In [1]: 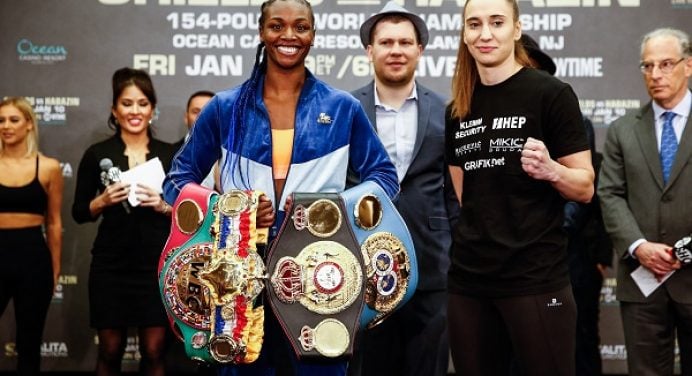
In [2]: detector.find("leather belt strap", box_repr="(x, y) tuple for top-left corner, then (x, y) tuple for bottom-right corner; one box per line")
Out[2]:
(266, 193), (365, 360)
(341, 181), (418, 329)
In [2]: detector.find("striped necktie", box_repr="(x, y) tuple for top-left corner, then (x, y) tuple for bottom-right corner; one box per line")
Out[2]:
(660, 111), (678, 184)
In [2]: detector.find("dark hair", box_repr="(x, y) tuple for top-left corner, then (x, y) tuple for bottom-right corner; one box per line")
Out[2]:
(220, 0), (314, 188)
(186, 90), (215, 111)
(259, 0), (315, 30)
(108, 67), (157, 133)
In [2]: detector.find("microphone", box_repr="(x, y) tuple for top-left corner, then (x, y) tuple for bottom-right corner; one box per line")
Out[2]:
(99, 158), (130, 214)
(673, 235), (692, 267)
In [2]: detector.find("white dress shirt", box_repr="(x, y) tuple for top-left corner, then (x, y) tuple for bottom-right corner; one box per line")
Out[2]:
(373, 82), (418, 182)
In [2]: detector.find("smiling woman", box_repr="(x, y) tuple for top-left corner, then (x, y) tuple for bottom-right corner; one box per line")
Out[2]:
(71, 67), (178, 375)
(163, 0), (399, 375)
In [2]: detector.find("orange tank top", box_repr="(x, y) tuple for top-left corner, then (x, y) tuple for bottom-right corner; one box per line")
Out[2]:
(271, 128), (294, 180)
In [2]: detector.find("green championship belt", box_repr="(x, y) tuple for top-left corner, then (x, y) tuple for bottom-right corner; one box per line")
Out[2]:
(159, 184), (267, 364)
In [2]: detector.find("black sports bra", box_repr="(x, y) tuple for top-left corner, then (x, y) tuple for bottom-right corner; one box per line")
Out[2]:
(0, 157), (48, 215)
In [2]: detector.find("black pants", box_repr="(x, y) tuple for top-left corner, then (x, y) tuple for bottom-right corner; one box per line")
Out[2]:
(0, 227), (54, 375)
(572, 268), (604, 376)
(448, 285), (576, 376)
(349, 289), (449, 376)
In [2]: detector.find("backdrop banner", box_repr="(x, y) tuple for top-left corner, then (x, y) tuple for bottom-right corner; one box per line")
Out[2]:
(0, 0), (690, 373)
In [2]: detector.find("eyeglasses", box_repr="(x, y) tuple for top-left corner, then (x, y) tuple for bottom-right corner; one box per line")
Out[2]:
(639, 58), (686, 75)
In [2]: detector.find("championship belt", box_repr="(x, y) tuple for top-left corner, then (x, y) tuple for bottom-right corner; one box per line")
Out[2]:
(158, 183), (216, 276)
(266, 193), (365, 360)
(341, 181), (418, 329)
(159, 185), (267, 364)
(158, 183), (217, 340)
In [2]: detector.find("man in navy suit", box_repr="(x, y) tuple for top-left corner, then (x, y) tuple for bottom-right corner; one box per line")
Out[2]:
(347, 2), (459, 376)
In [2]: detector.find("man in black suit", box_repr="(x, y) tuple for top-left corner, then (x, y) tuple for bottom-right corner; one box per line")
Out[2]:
(348, 2), (459, 376)
(599, 28), (692, 376)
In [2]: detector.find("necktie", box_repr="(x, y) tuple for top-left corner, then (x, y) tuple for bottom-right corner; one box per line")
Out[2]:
(660, 111), (678, 184)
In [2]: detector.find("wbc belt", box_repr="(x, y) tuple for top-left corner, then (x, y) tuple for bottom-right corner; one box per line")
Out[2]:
(266, 193), (365, 360)
(159, 185), (267, 364)
(158, 183), (216, 341)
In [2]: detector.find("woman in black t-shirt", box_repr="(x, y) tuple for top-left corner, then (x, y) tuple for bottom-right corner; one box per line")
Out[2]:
(444, 0), (594, 375)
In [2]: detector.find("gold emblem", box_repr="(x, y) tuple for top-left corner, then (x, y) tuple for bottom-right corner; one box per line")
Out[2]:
(361, 232), (410, 315)
(293, 199), (342, 238)
(218, 190), (250, 217)
(176, 199), (205, 235)
(209, 334), (245, 363)
(353, 194), (383, 230)
(270, 241), (362, 315)
(199, 252), (265, 306)
(162, 244), (213, 330)
(299, 319), (349, 357)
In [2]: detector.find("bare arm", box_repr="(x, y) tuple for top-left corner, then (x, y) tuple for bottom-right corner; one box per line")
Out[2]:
(521, 137), (594, 203)
(44, 157), (63, 289)
(448, 165), (463, 205)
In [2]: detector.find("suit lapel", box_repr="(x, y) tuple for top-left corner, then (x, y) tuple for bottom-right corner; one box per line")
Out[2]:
(361, 82), (377, 130)
(666, 107), (692, 189)
(634, 104), (664, 190)
(410, 84), (431, 169)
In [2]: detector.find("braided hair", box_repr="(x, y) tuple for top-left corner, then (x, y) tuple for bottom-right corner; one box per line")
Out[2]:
(221, 0), (314, 189)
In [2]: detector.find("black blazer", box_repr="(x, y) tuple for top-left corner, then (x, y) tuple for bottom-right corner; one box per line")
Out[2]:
(351, 82), (459, 290)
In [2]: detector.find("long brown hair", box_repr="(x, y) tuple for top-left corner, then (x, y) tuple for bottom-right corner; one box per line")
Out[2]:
(449, 0), (532, 120)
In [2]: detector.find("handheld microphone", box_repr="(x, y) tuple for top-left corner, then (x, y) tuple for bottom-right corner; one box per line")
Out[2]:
(673, 235), (692, 267)
(99, 158), (131, 214)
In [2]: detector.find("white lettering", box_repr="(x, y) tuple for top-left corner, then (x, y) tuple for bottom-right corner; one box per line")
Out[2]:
(492, 116), (526, 129)
(554, 57), (603, 77)
(185, 54), (242, 76)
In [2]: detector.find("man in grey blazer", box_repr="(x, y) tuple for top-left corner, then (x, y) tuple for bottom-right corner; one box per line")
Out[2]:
(598, 28), (692, 376)
(347, 2), (459, 376)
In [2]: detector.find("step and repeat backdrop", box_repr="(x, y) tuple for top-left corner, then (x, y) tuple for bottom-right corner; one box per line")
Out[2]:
(0, 0), (690, 373)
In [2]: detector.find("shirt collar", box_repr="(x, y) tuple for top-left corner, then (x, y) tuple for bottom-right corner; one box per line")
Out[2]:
(652, 89), (691, 120)
(374, 81), (418, 110)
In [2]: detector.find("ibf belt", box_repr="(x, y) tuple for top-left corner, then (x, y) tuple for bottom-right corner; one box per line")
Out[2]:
(159, 186), (267, 364)
(266, 193), (365, 360)
(341, 181), (418, 329)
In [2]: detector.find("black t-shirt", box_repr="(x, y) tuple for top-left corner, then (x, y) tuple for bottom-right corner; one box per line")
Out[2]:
(444, 67), (589, 297)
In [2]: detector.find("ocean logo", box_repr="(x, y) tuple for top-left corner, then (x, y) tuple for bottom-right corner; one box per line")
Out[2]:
(16, 39), (68, 64)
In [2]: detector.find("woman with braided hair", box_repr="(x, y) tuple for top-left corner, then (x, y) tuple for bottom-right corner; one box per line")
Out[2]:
(163, 0), (398, 375)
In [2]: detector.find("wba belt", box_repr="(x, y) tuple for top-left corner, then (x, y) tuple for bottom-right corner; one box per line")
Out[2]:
(158, 184), (267, 364)
(159, 182), (417, 363)
(266, 181), (418, 360)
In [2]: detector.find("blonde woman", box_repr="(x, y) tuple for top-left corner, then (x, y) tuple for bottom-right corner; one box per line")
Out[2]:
(0, 96), (63, 375)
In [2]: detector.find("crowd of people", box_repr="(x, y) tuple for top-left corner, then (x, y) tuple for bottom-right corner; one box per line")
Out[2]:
(1, 0), (690, 375)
